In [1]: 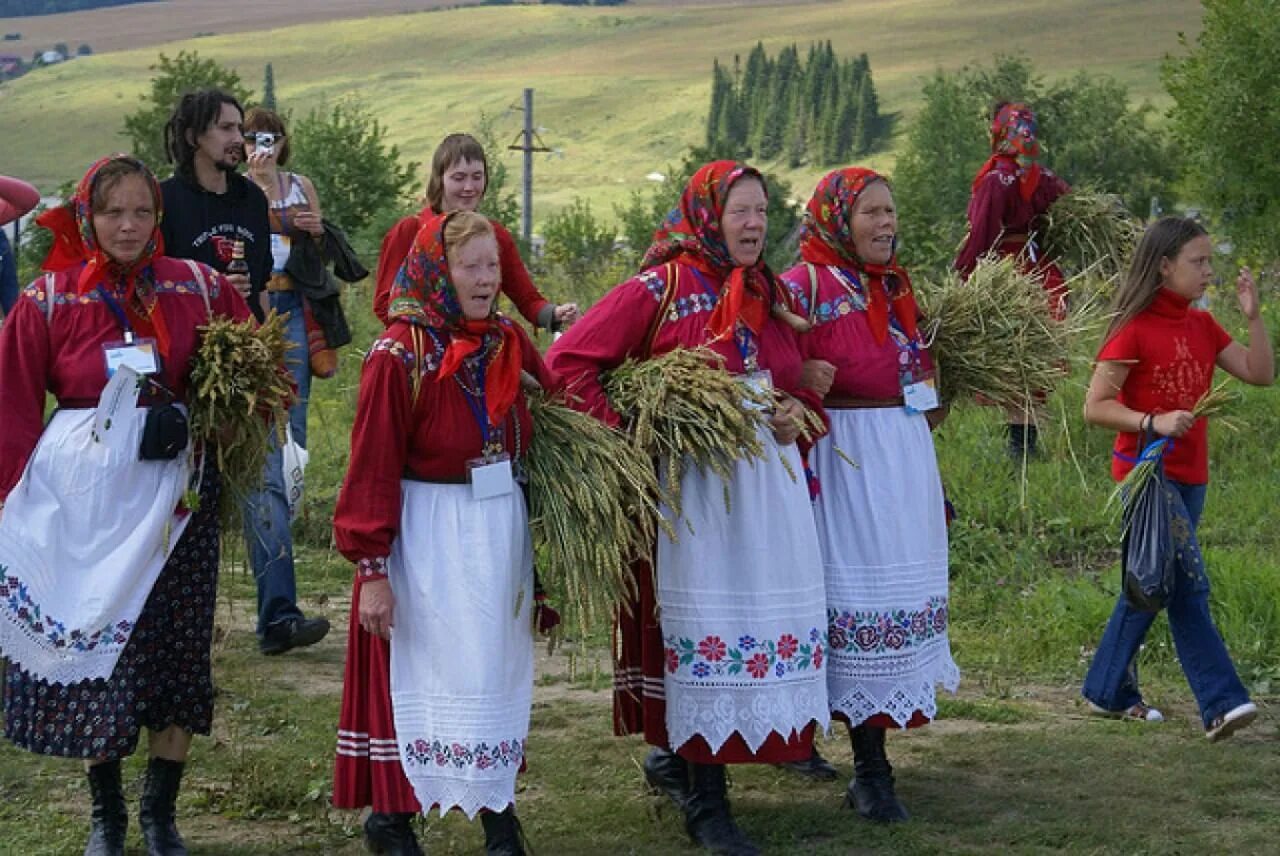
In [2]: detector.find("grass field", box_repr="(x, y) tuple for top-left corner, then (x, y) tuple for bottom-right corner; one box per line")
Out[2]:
(3, 266), (1277, 853)
(0, 0), (1202, 216)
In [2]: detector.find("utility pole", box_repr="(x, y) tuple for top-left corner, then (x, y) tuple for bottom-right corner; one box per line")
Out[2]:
(508, 88), (552, 247)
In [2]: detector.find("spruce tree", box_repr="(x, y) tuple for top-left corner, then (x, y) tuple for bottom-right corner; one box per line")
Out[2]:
(262, 62), (277, 111)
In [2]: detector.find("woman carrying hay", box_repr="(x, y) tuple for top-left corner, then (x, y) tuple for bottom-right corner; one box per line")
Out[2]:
(372, 132), (579, 331)
(780, 168), (959, 823)
(1080, 217), (1273, 740)
(333, 211), (558, 855)
(0, 155), (252, 855)
(954, 102), (1071, 457)
(546, 161), (830, 856)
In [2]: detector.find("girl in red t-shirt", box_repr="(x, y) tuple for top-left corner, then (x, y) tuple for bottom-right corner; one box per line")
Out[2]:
(1080, 217), (1274, 742)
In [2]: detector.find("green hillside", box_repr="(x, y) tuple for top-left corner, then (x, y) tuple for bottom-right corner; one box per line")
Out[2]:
(0, 0), (1202, 215)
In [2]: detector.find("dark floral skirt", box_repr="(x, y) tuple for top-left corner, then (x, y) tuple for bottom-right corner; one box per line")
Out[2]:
(3, 468), (221, 760)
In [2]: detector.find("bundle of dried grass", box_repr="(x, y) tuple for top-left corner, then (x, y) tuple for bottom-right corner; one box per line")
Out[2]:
(187, 312), (293, 527)
(917, 256), (1106, 410)
(526, 392), (667, 632)
(1039, 188), (1142, 283)
(603, 347), (778, 515)
(1111, 381), (1240, 513)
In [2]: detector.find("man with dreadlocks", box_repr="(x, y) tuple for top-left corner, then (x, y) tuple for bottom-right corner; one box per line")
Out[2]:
(160, 88), (331, 657)
(954, 102), (1071, 458)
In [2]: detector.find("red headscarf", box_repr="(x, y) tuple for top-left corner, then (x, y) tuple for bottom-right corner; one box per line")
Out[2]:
(37, 154), (171, 358)
(798, 167), (919, 344)
(386, 212), (520, 426)
(971, 102), (1042, 203)
(641, 160), (770, 341)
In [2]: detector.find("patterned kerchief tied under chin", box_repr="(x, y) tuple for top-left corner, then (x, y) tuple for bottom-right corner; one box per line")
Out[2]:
(386, 212), (520, 425)
(641, 160), (770, 341)
(798, 167), (919, 345)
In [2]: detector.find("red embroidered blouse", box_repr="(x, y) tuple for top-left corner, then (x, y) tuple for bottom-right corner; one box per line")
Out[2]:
(333, 319), (557, 573)
(955, 159), (1070, 277)
(780, 263), (934, 401)
(0, 259), (250, 502)
(544, 261), (820, 426)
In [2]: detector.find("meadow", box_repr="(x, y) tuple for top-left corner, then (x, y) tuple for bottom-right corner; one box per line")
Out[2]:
(2, 267), (1277, 853)
(1, 0), (1202, 216)
(8, 2), (1280, 853)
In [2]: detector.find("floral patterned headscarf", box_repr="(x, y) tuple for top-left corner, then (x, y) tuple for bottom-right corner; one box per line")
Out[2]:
(798, 167), (919, 344)
(38, 154), (171, 354)
(641, 160), (770, 340)
(386, 212), (520, 424)
(972, 102), (1042, 201)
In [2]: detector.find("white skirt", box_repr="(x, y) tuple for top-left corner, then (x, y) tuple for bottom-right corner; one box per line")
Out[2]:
(0, 408), (192, 684)
(658, 428), (830, 755)
(388, 480), (534, 819)
(811, 407), (959, 726)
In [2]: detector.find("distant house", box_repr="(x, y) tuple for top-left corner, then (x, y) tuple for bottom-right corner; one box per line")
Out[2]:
(39, 49), (64, 65)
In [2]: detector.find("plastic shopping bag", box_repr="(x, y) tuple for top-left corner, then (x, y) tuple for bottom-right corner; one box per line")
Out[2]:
(1119, 442), (1175, 612)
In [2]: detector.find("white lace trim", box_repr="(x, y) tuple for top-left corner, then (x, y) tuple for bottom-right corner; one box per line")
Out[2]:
(829, 656), (961, 727)
(666, 677), (831, 755)
(405, 775), (517, 820)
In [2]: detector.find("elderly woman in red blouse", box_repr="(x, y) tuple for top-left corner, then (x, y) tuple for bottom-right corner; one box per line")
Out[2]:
(781, 168), (959, 823)
(954, 102), (1071, 457)
(546, 160), (829, 856)
(333, 211), (557, 856)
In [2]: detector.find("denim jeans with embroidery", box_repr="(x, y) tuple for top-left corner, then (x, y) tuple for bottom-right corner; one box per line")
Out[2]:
(240, 289), (311, 635)
(1081, 481), (1250, 727)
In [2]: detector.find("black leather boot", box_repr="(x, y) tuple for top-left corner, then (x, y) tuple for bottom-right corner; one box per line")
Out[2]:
(363, 812), (424, 855)
(139, 757), (188, 855)
(845, 725), (908, 823)
(84, 760), (127, 856)
(644, 747), (691, 809)
(775, 746), (839, 781)
(480, 805), (527, 856)
(682, 764), (760, 856)
(1007, 423), (1040, 459)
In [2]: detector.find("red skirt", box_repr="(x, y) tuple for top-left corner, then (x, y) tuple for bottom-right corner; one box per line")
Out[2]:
(332, 576), (420, 814)
(613, 558), (815, 764)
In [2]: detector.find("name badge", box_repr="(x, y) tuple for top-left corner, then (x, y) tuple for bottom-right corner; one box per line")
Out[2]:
(467, 453), (514, 500)
(903, 377), (940, 413)
(741, 369), (774, 411)
(103, 337), (160, 378)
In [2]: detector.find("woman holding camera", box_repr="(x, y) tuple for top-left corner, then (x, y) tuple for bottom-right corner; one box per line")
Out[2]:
(242, 107), (327, 446)
(0, 154), (252, 855)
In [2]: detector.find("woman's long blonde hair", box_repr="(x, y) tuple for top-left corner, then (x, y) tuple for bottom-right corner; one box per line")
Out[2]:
(1103, 216), (1208, 343)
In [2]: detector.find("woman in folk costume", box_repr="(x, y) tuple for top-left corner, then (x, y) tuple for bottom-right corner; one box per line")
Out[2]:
(0, 155), (252, 856)
(333, 211), (558, 856)
(372, 132), (579, 331)
(781, 168), (960, 823)
(954, 102), (1071, 457)
(546, 161), (830, 856)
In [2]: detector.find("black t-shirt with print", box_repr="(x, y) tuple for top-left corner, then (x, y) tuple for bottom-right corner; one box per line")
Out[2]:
(160, 171), (272, 321)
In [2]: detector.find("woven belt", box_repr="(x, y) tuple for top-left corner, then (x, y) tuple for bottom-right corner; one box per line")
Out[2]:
(824, 395), (905, 410)
(266, 273), (294, 292)
(402, 470), (468, 485)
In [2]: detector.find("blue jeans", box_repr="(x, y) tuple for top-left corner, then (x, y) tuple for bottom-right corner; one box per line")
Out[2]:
(272, 289), (311, 449)
(241, 288), (311, 635)
(1082, 481), (1250, 727)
